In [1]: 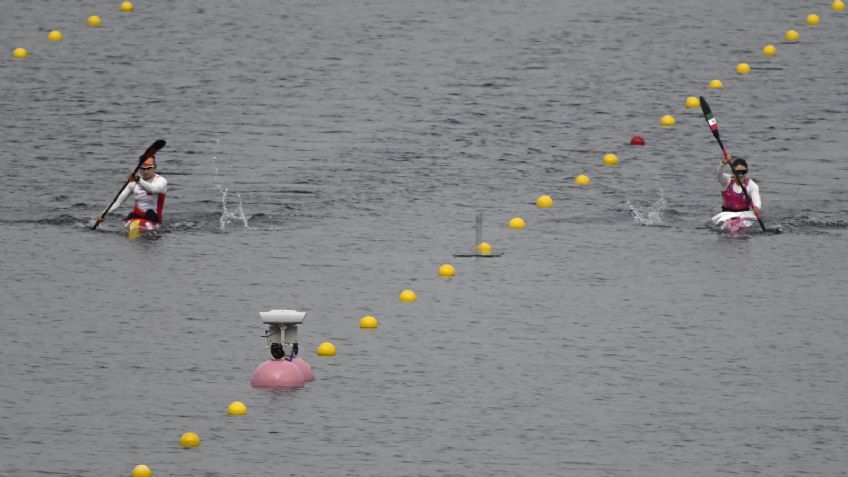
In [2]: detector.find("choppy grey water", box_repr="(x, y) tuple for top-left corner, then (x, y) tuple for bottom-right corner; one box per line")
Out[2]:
(1, 0), (847, 475)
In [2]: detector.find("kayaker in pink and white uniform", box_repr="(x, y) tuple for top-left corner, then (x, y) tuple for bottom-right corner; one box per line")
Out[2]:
(711, 155), (761, 231)
(95, 157), (167, 229)
(717, 156), (760, 213)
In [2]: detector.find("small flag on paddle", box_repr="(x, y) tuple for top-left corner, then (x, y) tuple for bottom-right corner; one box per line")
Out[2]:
(705, 113), (717, 132)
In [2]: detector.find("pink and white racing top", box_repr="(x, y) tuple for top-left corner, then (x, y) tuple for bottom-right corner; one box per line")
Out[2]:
(717, 162), (760, 210)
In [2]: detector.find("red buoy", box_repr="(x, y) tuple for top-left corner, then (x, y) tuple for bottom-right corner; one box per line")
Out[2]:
(630, 135), (645, 146)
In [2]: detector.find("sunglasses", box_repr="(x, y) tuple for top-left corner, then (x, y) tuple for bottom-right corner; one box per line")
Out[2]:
(734, 169), (748, 175)
(139, 166), (155, 170)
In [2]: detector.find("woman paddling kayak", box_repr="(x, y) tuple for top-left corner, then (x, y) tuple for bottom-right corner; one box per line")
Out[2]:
(94, 156), (168, 237)
(711, 155), (761, 234)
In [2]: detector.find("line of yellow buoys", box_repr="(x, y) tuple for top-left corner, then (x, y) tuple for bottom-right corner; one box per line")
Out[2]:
(152, 6), (848, 475)
(309, 0), (846, 432)
(6, 2), (134, 60)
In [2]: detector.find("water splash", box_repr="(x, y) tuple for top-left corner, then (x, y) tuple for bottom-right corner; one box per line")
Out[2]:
(627, 187), (667, 226)
(212, 152), (250, 233)
(218, 186), (250, 232)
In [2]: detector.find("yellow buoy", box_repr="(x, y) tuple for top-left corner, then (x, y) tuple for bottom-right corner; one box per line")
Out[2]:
(131, 464), (152, 477)
(736, 63), (751, 75)
(660, 114), (676, 127)
(806, 13), (820, 25)
(316, 342), (336, 356)
(12, 48), (28, 59)
(508, 217), (526, 229)
(708, 79), (724, 89)
(785, 30), (799, 42)
(437, 264), (455, 277)
(475, 242), (492, 255)
(87, 15), (102, 27)
(359, 315), (379, 328)
(399, 289), (417, 302)
(685, 96), (700, 108)
(602, 153), (619, 167)
(227, 401), (247, 415)
(48, 30), (63, 42)
(834, 0), (846, 12)
(179, 432), (200, 448)
(762, 44), (777, 57)
(535, 195), (553, 208)
(575, 174), (591, 185)
(121, 1), (134, 12)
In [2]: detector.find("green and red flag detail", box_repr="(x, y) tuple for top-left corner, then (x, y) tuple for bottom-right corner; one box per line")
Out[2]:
(705, 113), (717, 132)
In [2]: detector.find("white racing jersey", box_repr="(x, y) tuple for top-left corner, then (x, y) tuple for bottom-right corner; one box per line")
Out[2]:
(106, 174), (167, 220)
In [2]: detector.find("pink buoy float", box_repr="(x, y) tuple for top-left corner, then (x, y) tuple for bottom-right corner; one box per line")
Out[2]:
(291, 357), (314, 382)
(251, 310), (314, 389)
(251, 359), (306, 388)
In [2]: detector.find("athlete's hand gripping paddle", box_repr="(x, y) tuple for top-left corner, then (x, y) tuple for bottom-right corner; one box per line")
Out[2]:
(698, 97), (767, 232)
(92, 139), (166, 230)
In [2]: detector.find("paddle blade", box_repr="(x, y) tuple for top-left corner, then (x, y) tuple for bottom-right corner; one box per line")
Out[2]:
(139, 139), (166, 161)
(699, 96), (719, 134)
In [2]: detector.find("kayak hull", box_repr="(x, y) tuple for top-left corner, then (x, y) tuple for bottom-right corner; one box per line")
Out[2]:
(124, 218), (159, 240)
(711, 211), (756, 237)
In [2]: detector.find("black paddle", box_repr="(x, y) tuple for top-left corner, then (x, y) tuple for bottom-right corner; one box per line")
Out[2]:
(698, 97), (767, 232)
(92, 139), (166, 230)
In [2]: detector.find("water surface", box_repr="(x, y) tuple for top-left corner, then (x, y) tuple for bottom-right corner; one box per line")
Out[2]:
(1, 0), (847, 475)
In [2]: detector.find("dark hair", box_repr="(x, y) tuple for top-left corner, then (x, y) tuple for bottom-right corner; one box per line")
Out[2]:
(731, 158), (748, 169)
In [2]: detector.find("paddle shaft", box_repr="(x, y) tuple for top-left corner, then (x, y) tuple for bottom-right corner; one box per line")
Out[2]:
(699, 97), (767, 232)
(92, 140), (166, 230)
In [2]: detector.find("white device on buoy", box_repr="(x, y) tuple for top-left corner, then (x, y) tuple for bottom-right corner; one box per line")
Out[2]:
(453, 212), (504, 257)
(252, 309), (315, 388)
(260, 309), (305, 360)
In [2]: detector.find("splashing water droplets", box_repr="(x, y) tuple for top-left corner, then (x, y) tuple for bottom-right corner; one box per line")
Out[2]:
(628, 186), (667, 226)
(218, 186), (250, 232)
(212, 151), (250, 232)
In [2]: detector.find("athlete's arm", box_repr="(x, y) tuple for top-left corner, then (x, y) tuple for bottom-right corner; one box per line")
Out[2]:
(748, 181), (762, 210)
(717, 161), (731, 185)
(104, 182), (134, 215)
(137, 175), (167, 194)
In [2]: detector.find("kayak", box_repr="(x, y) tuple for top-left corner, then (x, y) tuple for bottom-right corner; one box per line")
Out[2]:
(125, 218), (159, 240)
(711, 210), (756, 237)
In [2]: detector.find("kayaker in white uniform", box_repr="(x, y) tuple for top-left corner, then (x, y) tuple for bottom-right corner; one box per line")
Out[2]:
(94, 157), (168, 228)
(711, 155), (761, 228)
